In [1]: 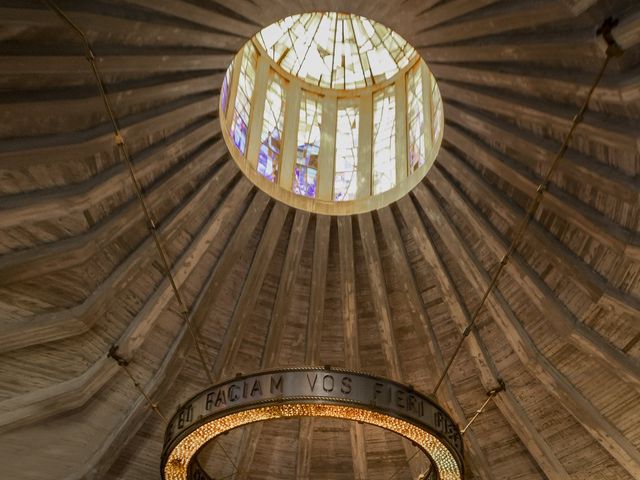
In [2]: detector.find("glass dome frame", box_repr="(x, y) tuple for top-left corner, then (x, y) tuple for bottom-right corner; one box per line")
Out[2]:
(219, 13), (444, 216)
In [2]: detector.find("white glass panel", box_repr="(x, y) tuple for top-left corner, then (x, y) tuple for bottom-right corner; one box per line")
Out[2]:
(334, 100), (359, 201)
(373, 85), (396, 194)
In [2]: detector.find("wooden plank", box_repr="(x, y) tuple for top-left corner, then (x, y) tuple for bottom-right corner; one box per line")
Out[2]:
(0, 179), (254, 432)
(261, 210), (310, 367)
(400, 193), (640, 477)
(211, 202), (289, 380)
(382, 204), (493, 479)
(0, 137), (230, 285)
(0, 159), (239, 352)
(0, 116), (220, 228)
(296, 215), (330, 480)
(337, 216), (369, 480)
(386, 203), (570, 479)
(417, 0), (501, 29)
(77, 190), (270, 479)
(435, 152), (640, 317)
(426, 171), (640, 389)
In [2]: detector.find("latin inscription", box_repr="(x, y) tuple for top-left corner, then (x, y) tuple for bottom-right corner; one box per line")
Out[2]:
(166, 369), (463, 459)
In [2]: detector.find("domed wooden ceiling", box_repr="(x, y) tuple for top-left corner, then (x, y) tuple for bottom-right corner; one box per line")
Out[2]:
(0, 1), (639, 479)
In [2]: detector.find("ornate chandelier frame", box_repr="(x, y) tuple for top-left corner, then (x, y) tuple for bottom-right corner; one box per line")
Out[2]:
(161, 367), (464, 480)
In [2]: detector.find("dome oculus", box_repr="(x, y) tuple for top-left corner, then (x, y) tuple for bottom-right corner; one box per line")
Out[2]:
(220, 12), (443, 215)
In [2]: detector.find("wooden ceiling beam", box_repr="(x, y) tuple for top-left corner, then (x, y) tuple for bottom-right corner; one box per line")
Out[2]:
(427, 168), (640, 388)
(211, 202), (288, 380)
(337, 216), (368, 480)
(440, 82), (638, 154)
(407, 188), (640, 478)
(0, 159), (239, 352)
(358, 212), (424, 479)
(0, 116), (220, 229)
(1, 6), (243, 50)
(0, 138), (231, 286)
(262, 209), (310, 367)
(0, 94), (217, 169)
(390, 201), (570, 479)
(437, 149), (640, 317)
(414, 1), (570, 46)
(0, 178), (253, 433)
(444, 104), (639, 202)
(77, 189), (270, 479)
(0, 73), (223, 139)
(442, 128), (640, 260)
(417, 0), (501, 29)
(296, 215), (330, 480)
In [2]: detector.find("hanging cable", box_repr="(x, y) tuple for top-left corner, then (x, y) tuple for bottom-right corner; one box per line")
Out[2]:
(461, 381), (505, 435)
(42, 0), (215, 385)
(431, 18), (624, 396)
(107, 345), (168, 424)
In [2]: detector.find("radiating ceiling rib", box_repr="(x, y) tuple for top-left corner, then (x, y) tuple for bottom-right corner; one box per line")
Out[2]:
(414, 0), (572, 45)
(390, 199), (492, 479)
(296, 215), (331, 480)
(410, 187), (640, 478)
(337, 216), (369, 480)
(89, 185), (267, 479)
(417, 0), (502, 30)
(0, 158), (237, 352)
(0, 136), (230, 287)
(426, 168), (640, 378)
(358, 212), (426, 479)
(429, 164), (640, 325)
(443, 127), (639, 259)
(443, 104), (639, 203)
(0, 113), (221, 229)
(441, 82), (639, 155)
(0, 174), (249, 434)
(383, 201), (570, 479)
(262, 210), (310, 367)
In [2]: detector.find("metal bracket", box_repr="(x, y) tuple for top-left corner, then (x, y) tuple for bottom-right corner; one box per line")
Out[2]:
(596, 17), (624, 57)
(107, 344), (129, 367)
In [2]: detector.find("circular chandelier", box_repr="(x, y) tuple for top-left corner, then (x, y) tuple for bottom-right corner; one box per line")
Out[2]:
(218, 12), (444, 215)
(161, 367), (464, 479)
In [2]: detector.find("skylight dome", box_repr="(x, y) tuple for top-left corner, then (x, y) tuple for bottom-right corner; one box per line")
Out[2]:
(219, 12), (444, 215)
(256, 13), (417, 90)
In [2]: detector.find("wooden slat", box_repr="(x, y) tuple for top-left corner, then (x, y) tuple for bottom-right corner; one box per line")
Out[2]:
(385, 203), (570, 479)
(426, 171), (640, 388)
(337, 216), (369, 480)
(402, 192), (640, 478)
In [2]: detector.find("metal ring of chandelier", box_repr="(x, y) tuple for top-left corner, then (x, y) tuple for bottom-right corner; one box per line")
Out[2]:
(161, 367), (464, 480)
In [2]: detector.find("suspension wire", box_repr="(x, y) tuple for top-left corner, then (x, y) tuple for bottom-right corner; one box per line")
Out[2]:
(388, 448), (422, 480)
(42, 0), (215, 385)
(461, 381), (505, 435)
(431, 20), (623, 396)
(108, 346), (168, 424)
(217, 439), (240, 478)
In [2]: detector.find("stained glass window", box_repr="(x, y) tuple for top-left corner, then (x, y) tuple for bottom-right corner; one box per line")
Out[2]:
(407, 64), (425, 172)
(256, 13), (416, 90)
(294, 91), (322, 198)
(431, 73), (443, 142)
(372, 85), (397, 195)
(230, 43), (257, 155)
(257, 72), (286, 183)
(334, 100), (359, 201)
(220, 58), (234, 116)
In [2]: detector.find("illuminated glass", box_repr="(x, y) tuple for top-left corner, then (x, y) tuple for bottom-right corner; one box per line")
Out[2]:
(220, 58), (234, 116)
(230, 43), (257, 155)
(372, 85), (396, 194)
(431, 73), (443, 141)
(407, 64), (425, 172)
(334, 100), (359, 201)
(294, 92), (322, 198)
(257, 73), (286, 182)
(256, 13), (417, 90)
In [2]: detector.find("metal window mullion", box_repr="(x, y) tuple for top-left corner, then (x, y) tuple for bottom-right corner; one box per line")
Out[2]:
(395, 71), (408, 183)
(224, 50), (244, 133)
(421, 63), (433, 167)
